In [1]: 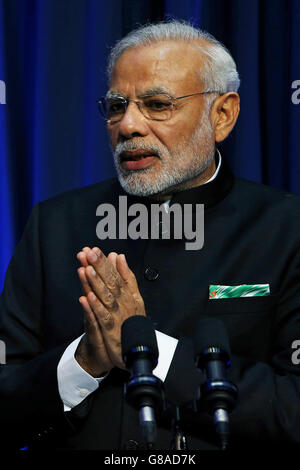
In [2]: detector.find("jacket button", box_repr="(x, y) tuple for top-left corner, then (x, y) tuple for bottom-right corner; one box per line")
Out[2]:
(124, 439), (139, 450)
(144, 266), (159, 281)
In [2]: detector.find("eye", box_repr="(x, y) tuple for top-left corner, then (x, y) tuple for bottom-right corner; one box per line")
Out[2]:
(144, 98), (172, 111)
(107, 100), (126, 114)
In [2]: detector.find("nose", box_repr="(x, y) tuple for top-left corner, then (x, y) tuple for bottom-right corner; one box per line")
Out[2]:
(117, 101), (150, 140)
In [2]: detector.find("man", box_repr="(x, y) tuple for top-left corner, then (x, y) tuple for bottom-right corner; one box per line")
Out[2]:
(1, 20), (300, 451)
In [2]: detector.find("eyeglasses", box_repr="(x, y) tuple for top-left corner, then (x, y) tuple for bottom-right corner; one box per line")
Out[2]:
(97, 90), (220, 123)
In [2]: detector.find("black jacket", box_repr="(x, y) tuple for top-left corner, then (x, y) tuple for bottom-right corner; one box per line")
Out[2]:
(1, 157), (300, 450)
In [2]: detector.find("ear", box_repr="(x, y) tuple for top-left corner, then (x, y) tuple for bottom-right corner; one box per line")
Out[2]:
(210, 92), (240, 143)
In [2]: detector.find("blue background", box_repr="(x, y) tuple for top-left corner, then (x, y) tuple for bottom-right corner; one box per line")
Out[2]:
(1, 0), (300, 290)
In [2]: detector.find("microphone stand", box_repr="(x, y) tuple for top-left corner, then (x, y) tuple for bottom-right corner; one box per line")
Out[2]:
(199, 347), (238, 450)
(170, 406), (188, 450)
(125, 365), (164, 449)
(122, 316), (164, 449)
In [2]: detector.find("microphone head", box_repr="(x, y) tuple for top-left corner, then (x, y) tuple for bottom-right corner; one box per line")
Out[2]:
(121, 315), (159, 365)
(194, 317), (231, 361)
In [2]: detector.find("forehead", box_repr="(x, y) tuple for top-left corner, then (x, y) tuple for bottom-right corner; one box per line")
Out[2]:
(109, 41), (207, 96)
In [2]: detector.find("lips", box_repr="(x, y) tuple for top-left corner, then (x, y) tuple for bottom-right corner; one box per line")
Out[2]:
(120, 149), (158, 170)
(120, 150), (158, 171)
(120, 149), (158, 161)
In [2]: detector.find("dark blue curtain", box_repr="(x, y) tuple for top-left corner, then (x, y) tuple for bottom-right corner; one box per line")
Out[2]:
(1, 0), (300, 290)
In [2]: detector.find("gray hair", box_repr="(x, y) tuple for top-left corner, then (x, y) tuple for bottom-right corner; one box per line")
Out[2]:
(107, 20), (240, 94)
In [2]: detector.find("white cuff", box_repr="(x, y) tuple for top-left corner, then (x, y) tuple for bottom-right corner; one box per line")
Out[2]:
(57, 334), (106, 412)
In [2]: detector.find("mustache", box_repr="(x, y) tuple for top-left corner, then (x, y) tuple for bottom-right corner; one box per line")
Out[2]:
(114, 141), (163, 160)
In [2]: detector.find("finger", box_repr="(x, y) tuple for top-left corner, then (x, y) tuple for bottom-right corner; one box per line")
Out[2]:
(79, 296), (99, 332)
(85, 266), (119, 312)
(79, 296), (113, 370)
(87, 290), (114, 331)
(77, 251), (89, 268)
(78, 247), (101, 268)
(116, 254), (146, 310)
(78, 267), (92, 296)
(107, 252), (118, 269)
(92, 247), (100, 257)
(86, 248), (123, 294)
(82, 246), (92, 264)
(116, 254), (140, 293)
(79, 296), (106, 345)
(84, 293), (125, 370)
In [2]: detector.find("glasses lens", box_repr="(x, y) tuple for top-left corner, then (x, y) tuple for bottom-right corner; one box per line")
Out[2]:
(141, 95), (173, 121)
(105, 98), (127, 122)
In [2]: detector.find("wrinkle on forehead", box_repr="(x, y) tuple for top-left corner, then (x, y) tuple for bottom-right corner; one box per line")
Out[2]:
(109, 41), (208, 97)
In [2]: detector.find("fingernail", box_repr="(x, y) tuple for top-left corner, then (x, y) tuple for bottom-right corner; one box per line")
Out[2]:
(93, 247), (101, 257)
(90, 252), (98, 262)
(121, 254), (127, 266)
(89, 267), (96, 276)
(90, 293), (96, 301)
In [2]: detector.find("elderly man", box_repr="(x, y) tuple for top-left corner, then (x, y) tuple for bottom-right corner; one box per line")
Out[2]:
(1, 21), (300, 451)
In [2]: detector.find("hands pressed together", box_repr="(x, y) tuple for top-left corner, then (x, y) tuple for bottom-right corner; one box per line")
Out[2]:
(75, 247), (146, 377)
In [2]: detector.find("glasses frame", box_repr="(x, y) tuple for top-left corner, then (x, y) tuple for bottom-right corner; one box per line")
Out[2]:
(96, 90), (221, 123)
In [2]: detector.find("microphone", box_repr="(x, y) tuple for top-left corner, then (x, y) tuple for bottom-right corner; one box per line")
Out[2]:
(194, 317), (238, 450)
(121, 315), (164, 448)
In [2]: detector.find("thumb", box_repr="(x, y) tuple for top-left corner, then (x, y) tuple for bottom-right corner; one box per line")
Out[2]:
(116, 254), (141, 293)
